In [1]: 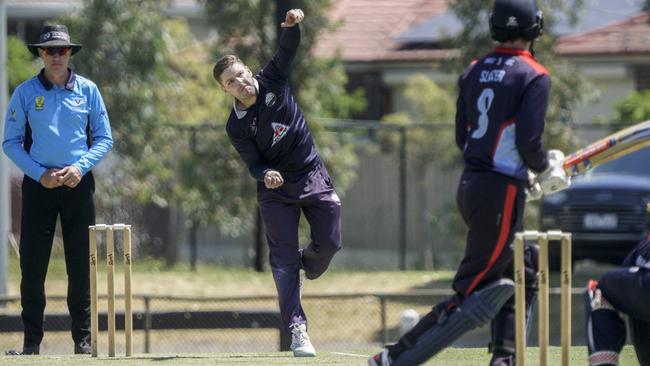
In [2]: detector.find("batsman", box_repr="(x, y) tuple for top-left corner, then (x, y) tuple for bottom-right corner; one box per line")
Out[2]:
(369, 0), (568, 365)
(213, 9), (342, 357)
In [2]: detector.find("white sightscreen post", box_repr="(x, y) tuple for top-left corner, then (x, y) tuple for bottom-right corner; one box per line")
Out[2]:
(0, 0), (10, 298)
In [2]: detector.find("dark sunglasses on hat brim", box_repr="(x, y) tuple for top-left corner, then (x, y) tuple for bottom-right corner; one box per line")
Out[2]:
(40, 47), (71, 56)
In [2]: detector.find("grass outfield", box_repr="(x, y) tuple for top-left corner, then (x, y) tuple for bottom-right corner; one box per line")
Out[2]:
(0, 347), (640, 365)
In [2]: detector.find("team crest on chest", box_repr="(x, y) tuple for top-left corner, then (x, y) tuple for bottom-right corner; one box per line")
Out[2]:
(271, 122), (289, 146)
(72, 96), (86, 106)
(265, 92), (277, 107)
(35, 96), (45, 111)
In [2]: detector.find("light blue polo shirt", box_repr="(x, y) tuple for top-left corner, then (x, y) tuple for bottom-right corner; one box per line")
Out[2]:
(3, 69), (113, 181)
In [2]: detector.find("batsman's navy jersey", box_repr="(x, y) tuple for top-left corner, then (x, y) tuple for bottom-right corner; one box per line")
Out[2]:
(226, 26), (319, 181)
(455, 47), (549, 181)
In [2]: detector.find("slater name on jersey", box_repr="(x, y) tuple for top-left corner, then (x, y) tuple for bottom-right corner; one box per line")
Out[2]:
(479, 69), (507, 84)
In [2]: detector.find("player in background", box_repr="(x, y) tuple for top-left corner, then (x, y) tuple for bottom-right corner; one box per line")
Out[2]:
(369, 0), (568, 365)
(212, 9), (342, 357)
(584, 236), (650, 366)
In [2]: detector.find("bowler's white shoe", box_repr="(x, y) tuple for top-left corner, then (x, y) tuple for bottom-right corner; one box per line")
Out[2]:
(290, 323), (316, 357)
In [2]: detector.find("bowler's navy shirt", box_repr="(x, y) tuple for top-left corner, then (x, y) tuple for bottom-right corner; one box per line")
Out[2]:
(226, 25), (319, 182)
(455, 47), (549, 181)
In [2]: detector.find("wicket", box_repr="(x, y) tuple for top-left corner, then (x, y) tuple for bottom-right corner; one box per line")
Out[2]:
(514, 230), (572, 366)
(89, 224), (133, 357)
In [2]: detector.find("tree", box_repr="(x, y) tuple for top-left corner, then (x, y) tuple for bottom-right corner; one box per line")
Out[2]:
(380, 75), (468, 255)
(614, 2), (650, 130)
(610, 90), (650, 131)
(380, 75), (457, 170)
(59, 0), (240, 264)
(7, 36), (37, 93)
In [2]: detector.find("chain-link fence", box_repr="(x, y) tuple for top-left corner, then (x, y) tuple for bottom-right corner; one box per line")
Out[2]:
(0, 289), (589, 355)
(6, 121), (617, 272)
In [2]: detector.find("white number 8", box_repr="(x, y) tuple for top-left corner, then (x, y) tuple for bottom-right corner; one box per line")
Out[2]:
(471, 88), (494, 139)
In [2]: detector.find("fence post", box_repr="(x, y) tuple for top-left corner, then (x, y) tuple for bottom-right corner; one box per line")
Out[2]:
(380, 294), (388, 344)
(144, 296), (151, 353)
(254, 206), (265, 272)
(399, 127), (407, 270)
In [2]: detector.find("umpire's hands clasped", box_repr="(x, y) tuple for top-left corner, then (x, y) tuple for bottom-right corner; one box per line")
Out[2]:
(281, 9), (304, 28)
(58, 165), (82, 188)
(264, 170), (284, 189)
(39, 165), (82, 189)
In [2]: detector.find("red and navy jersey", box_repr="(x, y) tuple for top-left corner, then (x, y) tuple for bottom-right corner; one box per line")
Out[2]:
(455, 47), (550, 181)
(226, 25), (319, 182)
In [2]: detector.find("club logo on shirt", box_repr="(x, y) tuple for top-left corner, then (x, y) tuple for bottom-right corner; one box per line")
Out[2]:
(265, 92), (277, 107)
(72, 97), (86, 106)
(271, 122), (289, 147)
(35, 96), (45, 111)
(9, 109), (16, 121)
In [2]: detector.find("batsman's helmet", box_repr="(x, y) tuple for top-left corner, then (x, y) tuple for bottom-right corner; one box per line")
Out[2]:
(490, 0), (543, 42)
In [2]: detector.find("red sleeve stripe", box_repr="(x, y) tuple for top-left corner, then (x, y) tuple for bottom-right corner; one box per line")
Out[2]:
(465, 184), (517, 297)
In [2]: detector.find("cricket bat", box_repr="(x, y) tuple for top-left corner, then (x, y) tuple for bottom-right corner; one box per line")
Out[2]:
(563, 119), (650, 177)
(533, 120), (650, 197)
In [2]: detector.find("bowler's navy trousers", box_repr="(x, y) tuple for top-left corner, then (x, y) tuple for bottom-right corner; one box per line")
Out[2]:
(257, 163), (341, 330)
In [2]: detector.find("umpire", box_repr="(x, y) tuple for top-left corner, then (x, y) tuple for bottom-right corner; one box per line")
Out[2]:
(2, 24), (113, 355)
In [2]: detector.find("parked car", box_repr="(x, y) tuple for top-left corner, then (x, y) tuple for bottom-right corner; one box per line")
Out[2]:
(539, 146), (650, 268)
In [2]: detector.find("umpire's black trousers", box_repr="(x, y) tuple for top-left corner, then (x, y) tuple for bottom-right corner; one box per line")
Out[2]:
(19, 172), (95, 348)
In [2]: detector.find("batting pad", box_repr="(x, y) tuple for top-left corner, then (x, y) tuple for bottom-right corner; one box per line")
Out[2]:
(393, 279), (514, 366)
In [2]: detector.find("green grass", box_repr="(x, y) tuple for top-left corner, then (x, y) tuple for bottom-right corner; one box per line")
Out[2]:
(5, 249), (637, 365)
(7, 248), (459, 297)
(8, 248), (616, 298)
(0, 346), (640, 365)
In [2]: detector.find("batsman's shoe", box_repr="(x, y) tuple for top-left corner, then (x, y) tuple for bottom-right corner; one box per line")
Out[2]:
(75, 340), (92, 354)
(368, 348), (392, 366)
(290, 323), (316, 357)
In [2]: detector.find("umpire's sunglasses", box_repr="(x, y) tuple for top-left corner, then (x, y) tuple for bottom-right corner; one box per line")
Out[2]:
(41, 47), (71, 56)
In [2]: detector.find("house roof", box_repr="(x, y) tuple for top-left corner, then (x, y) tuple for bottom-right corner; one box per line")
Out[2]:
(7, 0), (202, 19)
(556, 12), (650, 57)
(313, 0), (453, 63)
(314, 0), (648, 63)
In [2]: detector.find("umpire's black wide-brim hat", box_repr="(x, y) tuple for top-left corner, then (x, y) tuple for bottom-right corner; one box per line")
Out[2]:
(27, 25), (82, 57)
